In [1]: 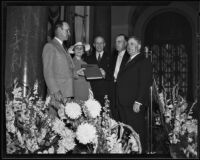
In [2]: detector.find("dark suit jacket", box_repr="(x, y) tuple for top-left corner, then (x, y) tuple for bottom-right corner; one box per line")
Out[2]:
(116, 53), (153, 108)
(110, 49), (130, 82)
(109, 50), (130, 119)
(84, 50), (111, 104)
(116, 53), (153, 153)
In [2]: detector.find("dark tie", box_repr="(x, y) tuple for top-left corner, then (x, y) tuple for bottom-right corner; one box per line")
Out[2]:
(126, 57), (132, 65)
(97, 53), (101, 62)
(62, 43), (67, 51)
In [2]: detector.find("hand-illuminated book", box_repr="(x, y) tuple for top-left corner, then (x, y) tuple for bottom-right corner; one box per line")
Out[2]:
(81, 64), (103, 80)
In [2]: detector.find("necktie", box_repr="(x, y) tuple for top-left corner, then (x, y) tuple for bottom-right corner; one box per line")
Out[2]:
(114, 52), (123, 80)
(126, 57), (132, 65)
(62, 43), (67, 51)
(97, 53), (101, 62)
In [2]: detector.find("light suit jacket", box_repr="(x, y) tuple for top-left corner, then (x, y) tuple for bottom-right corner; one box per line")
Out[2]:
(42, 38), (75, 98)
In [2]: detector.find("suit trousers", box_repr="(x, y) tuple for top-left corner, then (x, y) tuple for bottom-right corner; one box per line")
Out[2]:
(117, 99), (148, 154)
(110, 81), (120, 121)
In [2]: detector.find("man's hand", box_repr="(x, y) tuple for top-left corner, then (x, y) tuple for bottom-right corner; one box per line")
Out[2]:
(133, 102), (141, 113)
(67, 45), (74, 54)
(99, 68), (106, 78)
(77, 68), (85, 76)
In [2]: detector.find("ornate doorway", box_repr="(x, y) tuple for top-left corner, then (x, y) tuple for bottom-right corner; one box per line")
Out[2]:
(144, 11), (193, 101)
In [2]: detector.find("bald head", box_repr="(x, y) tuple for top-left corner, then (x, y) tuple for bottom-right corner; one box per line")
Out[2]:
(127, 36), (141, 56)
(93, 36), (106, 53)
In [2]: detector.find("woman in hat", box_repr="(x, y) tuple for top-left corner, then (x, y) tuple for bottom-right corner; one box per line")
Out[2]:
(70, 42), (92, 101)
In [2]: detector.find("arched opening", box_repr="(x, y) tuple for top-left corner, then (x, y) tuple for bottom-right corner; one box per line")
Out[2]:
(144, 11), (193, 101)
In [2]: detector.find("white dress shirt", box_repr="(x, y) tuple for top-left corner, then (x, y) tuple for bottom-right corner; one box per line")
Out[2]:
(129, 53), (139, 61)
(113, 50), (126, 80)
(54, 37), (63, 45)
(96, 51), (104, 60)
(126, 53), (140, 65)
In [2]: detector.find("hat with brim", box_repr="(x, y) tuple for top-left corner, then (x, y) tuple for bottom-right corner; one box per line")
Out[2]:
(68, 42), (90, 54)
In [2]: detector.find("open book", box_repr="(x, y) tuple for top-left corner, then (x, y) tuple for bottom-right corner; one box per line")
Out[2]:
(81, 64), (103, 80)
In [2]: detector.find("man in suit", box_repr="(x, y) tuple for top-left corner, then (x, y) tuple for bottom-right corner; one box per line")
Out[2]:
(84, 36), (111, 106)
(116, 36), (153, 153)
(42, 21), (83, 117)
(109, 34), (130, 121)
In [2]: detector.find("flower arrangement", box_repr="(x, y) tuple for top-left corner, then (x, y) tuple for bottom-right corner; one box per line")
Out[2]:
(56, 92), (142, 154)
(153, 81), (198, 158)
(64, 102), (82, 119)
(6, 78), (57, 154)
(76, 123), (97, 145)
(6, 79), (142, 154)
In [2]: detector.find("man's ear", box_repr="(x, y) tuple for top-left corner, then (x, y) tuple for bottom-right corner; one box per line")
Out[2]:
(124, 41), (127, 47)
(103, 42), (106, 47)
(136, 44), (141, 51)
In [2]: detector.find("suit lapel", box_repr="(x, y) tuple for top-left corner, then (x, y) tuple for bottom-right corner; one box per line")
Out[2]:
(119, 50), (130, 72)
(118, 53), (143, 77)
(52, 38), (75, 68)
(92, 52), (98, 63)
(97, 51), (106, 65)
(52, 39), (66, 55)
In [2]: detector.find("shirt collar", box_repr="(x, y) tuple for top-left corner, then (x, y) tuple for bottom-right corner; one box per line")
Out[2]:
(54, 37), (63, 45)
(118, 50), (126, 57)
(96, 51), (104, 57)
(130, 52), (140, 60)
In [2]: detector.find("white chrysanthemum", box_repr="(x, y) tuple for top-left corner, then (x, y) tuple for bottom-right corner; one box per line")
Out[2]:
(58, 137), (76, 151)
(84, 99), (101, 118)
(65, 102), (82, 119)
(60, 127), (75, 139)
(52, 118), (66, 134)
(76, 123), (97, 144)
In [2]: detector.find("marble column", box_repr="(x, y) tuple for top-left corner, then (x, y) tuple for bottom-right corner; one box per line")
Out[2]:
(5, 6), (48, 98)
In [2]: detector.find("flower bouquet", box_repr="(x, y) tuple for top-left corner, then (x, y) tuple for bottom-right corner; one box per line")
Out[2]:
(6, 79), (142, 154)
(153, 82), (198, 158)
(52, 90), (142, 154)
(6, 78), (57, 154)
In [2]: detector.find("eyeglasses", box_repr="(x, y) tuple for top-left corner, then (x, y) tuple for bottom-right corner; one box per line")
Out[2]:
(74, 46), (84, 50)
(62, 28), (70, 34)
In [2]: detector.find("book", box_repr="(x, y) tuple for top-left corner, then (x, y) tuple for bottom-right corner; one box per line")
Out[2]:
(81, 64), (103, 80)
